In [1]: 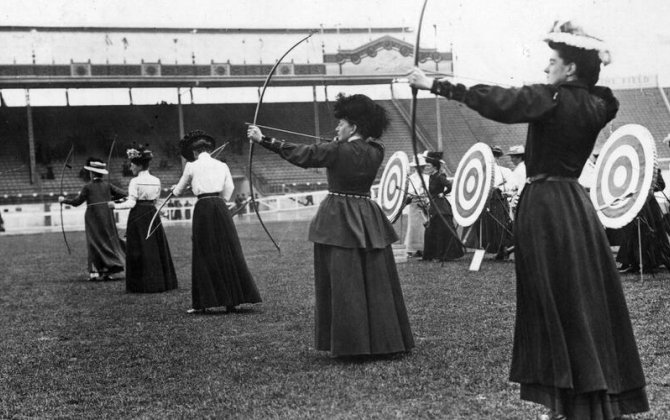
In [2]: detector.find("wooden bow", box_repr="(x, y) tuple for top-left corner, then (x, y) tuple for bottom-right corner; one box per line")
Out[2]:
(410, 0), (466, 250)
(59, 145), (75, 254)
(249, 32), (314, 253)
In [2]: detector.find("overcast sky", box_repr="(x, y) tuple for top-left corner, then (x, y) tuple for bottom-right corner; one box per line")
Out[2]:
(3, 0), (669, 86)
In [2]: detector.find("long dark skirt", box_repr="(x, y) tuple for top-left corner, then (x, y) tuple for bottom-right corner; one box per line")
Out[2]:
(313, 243), (414, 357)
(191, 197), (261, 309)
(423, 214), (464, 261)
(478, 189), (513, 254)
(125, 202), (178, 293)
(511, 180), (648, 418)
(616, 194), (670, 272)
(84, 205), (125, 275)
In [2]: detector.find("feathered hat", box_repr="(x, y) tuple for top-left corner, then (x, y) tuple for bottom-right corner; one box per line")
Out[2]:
(178, 130), (216, 162)
(543, 20), (611, 65)
(126, 144), (153, 165)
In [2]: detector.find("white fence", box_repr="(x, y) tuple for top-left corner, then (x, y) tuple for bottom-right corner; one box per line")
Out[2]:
(0, 190), (335, 236)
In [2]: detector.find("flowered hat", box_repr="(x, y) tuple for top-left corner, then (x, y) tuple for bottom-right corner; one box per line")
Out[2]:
(543, 20), (611, 65)
(126, 144), (153, 165)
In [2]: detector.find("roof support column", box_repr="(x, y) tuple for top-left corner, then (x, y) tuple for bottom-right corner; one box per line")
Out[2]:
(312, 85), (320, 143)
(25, 89), (38, 186)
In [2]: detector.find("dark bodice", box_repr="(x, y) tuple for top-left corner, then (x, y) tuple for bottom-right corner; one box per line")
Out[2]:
(263, 137), (384, 194)
(63, 178), (127, 206)
(434, 80), (619, 178)
(428, 172), (453, 216)
(261, 137), (397, 248)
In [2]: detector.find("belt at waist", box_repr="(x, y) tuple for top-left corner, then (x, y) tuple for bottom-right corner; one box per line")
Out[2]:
(197, 192), (222, 199)
(328, 191), (371, 199)
(526, 174), (577, 184)
(136, 200), (155, 205)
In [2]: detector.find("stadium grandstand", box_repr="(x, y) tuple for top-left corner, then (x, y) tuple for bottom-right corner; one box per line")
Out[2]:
(1, 25), (670, 232)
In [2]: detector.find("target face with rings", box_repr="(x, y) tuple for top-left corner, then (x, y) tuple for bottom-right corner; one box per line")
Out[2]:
(377, 151), (410, 224)
(453, 142), (495, 227)
(590, 124), (657, 229)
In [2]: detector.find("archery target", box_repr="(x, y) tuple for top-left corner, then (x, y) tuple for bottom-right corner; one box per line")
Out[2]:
(590, 124), (657, 229)
(453, 143), (495, 227)
(377, 151), (410, 224)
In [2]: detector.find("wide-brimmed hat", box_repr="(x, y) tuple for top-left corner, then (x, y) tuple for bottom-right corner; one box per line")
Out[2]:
(410, 151), (428, 167)
(83, 159), (108, 175)
(543, 20), (611, 65)
(507, 145), (525, 156)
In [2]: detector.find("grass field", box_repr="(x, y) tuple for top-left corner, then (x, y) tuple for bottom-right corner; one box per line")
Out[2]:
(1, 220), (669, 419)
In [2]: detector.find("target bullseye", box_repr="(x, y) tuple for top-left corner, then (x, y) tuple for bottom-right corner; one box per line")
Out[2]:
(377, 151), (410, 224)
(590, 124), (656, 228)
(453, 143), (495, 227)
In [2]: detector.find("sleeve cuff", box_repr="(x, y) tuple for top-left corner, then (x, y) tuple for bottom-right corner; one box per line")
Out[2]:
(430, 78), (467, 101)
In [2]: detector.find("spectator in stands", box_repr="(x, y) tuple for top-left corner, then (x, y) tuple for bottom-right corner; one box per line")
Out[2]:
(410, 19), (648, 419)
(59, 158), (126, 281)
(421, 151), (464, 262)
(506, 145), (526, 217)
(248, 93), (414, 358)
(304, 194), (314, 206)
(173, 130), (261, 314)
(404, 152), (429, 257)
(109, 145), (177, 293)
(617, 168), (670, 274)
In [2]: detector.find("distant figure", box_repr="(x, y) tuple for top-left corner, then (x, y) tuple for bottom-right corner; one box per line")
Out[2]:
(172, 199), (182, 220)
(45, 166), (55, 180)
(183, 200), (192, 219)
(0, 212), (5, 232)
(404, 152), (429, 257)
(59, 158), (126, 281)
(477, 145), (513, 259)
(110, 145), (178, 293)
(506, 145), (526, 218)
(304, 194), (314, 206)
(617, 169), (670, 274)
(421, 151), (464, 262)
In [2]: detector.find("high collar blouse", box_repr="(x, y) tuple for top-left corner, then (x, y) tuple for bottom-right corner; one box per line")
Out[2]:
(114, 170), (161, 209)
(173, 152), (235, 201)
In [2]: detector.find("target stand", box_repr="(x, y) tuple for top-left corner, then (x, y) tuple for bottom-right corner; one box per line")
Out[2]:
(452, 143), (495, 271)
(590, 124), (657, 282)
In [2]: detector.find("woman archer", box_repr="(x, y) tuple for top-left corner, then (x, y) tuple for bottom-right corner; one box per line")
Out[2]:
(248, 93), (414, 358)
(410, 20), (648, 420)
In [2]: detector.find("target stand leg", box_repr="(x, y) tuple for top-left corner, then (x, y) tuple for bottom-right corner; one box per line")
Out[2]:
(469, 211), (487, 271)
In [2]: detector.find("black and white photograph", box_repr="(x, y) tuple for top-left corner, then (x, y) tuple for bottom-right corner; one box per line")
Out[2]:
(1, 0), (669, 418)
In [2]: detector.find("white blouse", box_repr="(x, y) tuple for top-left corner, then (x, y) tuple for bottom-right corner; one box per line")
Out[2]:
(114, 170), (162, 209)
(173, 152), (234, 201)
